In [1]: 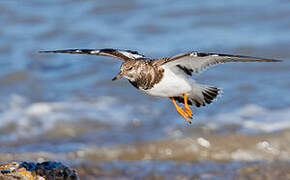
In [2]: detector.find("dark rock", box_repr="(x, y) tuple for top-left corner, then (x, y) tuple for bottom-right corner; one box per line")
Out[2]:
(0, 161), (79, 180)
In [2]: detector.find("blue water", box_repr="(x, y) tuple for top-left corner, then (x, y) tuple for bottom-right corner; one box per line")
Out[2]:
(0, 0), (289, 153)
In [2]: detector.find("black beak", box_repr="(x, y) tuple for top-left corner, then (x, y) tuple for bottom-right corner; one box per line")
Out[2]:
(112, 72), (123, 81)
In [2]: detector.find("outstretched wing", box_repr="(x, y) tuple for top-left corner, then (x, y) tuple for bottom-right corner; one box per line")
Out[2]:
(39, 48), (146, 61)
(157, 51), (282, 76)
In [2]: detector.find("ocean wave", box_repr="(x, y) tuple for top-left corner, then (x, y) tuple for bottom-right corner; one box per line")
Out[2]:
(205, 104), (290, 132)
(0, 94), (159, 142)
(0, 95), (289, 142)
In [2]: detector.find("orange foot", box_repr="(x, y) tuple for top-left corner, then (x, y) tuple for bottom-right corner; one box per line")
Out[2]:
(170, 97), (192, 124)
(183, 93), (193, 119)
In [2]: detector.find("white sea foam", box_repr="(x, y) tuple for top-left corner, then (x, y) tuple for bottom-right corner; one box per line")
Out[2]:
(0, 94), (157, 142)
(0, 95), (289, 142)
(205, 104), (290, 132)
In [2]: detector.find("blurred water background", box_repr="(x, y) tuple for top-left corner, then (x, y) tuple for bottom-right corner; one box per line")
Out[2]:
(0, 0), (290, 179)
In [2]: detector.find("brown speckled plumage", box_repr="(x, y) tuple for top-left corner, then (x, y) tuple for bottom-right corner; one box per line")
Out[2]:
(121, 60), (164, 90)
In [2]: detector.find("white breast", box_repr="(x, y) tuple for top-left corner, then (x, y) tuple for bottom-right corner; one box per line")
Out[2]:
(141, 67), (192, 97)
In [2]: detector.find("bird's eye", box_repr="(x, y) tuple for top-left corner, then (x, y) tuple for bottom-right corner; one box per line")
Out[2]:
(128, 67), (133, 70)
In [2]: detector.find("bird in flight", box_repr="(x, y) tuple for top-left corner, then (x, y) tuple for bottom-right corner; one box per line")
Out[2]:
(39, 49), (282, 124)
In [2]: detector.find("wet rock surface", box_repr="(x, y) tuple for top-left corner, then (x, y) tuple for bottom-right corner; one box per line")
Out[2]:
(0, 161), (78, 180)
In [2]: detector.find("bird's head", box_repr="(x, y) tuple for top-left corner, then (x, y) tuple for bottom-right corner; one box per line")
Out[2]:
(112, 60), (140, 81)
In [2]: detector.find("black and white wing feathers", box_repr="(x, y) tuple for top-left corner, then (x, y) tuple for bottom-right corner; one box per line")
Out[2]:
(39, 48), (146, 61)
(160, 52), (282, 75)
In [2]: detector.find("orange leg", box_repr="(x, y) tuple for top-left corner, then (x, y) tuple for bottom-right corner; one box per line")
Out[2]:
(170, 97), (192, 124)
(183, 93), (193, 119)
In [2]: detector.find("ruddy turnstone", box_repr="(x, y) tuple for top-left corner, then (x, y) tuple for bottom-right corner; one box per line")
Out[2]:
(40, 49), (282, 124)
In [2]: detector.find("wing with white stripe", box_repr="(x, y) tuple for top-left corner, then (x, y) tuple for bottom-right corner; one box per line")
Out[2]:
(39, 48), (146, 61)
(159, 51), (282, 75)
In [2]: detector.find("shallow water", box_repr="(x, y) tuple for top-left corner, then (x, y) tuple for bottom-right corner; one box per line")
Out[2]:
(0, 0), (290, 179)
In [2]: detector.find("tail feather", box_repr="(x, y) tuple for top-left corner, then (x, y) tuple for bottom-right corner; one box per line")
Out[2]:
(173, 83), (220, 107)
(201, 86), (219, 105)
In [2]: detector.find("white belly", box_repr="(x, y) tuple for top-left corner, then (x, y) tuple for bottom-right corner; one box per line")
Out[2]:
(141, 68), (192, 97)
